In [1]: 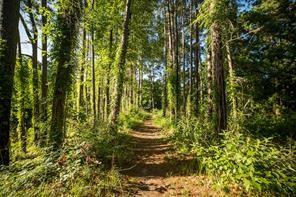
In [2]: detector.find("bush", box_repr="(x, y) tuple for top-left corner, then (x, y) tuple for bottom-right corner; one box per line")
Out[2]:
(199, 132), (296, 194)
(169, 117), (296, 195)
(119, 107), (149, 130)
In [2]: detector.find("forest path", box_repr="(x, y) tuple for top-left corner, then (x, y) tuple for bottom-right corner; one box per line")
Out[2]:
(121, 118), (220, 196)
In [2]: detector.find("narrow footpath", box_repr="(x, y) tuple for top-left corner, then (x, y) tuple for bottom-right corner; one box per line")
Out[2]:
(121, 119), (221, 196)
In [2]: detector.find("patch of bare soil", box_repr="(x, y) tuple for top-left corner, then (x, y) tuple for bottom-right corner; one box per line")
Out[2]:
(120, 119), (223, 197)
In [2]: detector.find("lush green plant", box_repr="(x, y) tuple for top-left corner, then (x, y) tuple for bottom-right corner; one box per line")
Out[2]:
(119, 107), (149, 130)
(168, 114), (296, 195)
(199, 132), (296, 194)
(0, 119), (127, 196)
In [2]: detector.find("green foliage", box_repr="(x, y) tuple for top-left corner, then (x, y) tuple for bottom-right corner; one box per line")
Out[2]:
(0, 119), (129, 196)
(245, 112), (296, 140)
(172, 118), (215, 153)
(169, 116), (296, 195)
(119, 108), (149, 130)
(152, 110), (174, 132)
(200, 132), (295, 194)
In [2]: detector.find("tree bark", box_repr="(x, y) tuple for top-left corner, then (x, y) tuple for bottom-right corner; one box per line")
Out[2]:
(211, 22), (227, 133)
(106, 29), (113, 118)
(226, 42), (237, 119)
(0, 0), (20, 165)
(17, 30), (27, 153)
(50, 0), (81, 151)
(110, 0), (132, 132)
(40, 0), (48, 146)
(194, 11), (200, 116)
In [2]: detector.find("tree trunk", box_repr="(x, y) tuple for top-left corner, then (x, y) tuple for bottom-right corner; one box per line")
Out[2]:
(17, 31), (27, 153)
(189, 0), (193, 115)
(78, 28), (86, 114)
(194, 14), (200, 116)
(41, 0), (48, 120)
(40, 0), (48, 146)
(26, 0), (40, 143)
(207, 46), (213, 118)
(97, 85), (101, 120)
(226, 42), (237, 120)
(174, 1), (180, 118)
(110, 0), (132, 132)
(50, 1), (81, 151)
(91, 30), (96, 125)
(163, 9), (168, 117)
(0, 0), (20, 165)
(181, 1), (186, 114)
(211, 22), (227, 134)
(106, 29), (113, 118)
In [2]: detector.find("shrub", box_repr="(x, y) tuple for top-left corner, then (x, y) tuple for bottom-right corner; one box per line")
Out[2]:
(119, 107), (149, 130)
(199, 132), (296, 194)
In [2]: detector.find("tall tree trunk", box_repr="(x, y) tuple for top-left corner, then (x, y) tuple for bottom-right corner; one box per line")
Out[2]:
(138, 63), (143, 108)
(78, 28), (86, 114)
(181, 1), (186, 114)
(163, 10), (168, 117)
(207, 46), (213, 118)
(41, 0), (48, 120)
(106, 29), (113, 118)
(226, 42), (237, 120)
(110, 0), (132, 132)
(194, 12), (200, 116)
(91, 0), (96, 125)
(91, 30), (96, 124)
(174, 1), (180, 118)
(50, 0), (81, 151)
(0, 0), (20, 165)
(17, 31), (27, 153)
(189, 0), (193, 114)
(97, 85), (101, 120)
(25, 0), (40, 143)
(40, 0), (48, 146)
(211, 22), (227, 134)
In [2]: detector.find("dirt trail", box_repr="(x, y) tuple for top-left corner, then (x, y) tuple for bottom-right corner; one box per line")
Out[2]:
(121, 119), (220, 197)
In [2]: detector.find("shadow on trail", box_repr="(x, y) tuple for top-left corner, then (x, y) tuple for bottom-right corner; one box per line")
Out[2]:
(120, 119), (200, 178)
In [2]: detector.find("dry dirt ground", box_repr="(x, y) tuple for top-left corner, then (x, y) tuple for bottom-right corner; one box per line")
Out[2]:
(120, 119), (224, 197)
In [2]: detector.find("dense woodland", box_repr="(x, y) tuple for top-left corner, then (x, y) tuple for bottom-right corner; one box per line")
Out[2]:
(0, 0), (295, 196)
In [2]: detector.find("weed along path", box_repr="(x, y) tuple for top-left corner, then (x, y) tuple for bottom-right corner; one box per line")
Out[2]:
(120, 118), (221, 196)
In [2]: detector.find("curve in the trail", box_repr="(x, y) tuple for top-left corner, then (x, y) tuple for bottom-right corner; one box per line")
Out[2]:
(121, 119), (221, 197)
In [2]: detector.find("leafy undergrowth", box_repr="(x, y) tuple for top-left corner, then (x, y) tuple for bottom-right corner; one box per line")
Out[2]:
(0, 114), (144, 196)
(119, 107), (150, 130)
(0, 108), (150, 196)
(157, 113), (296, 196)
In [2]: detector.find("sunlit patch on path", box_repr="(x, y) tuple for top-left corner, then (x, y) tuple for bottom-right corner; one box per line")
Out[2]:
(120, 119), (221, 196)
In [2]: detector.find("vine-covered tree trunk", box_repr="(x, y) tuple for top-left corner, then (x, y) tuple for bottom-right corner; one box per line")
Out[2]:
(162, 11), (168, 117)
(78, 28), (86, 113)
(174, 1), (180, 119)
(106, 29), (113, 118)
(91, 0), (96, 125)
(41, 0), (48, 121)
(181, 1), (186, 114)
(0, 0), (20, 165)
(17, 33), (27, 153)
(40, 0), (48, 146)
(189, 0), (194, 115)
(91, 30), (96, 124)
(110, 0), (132, 132)
(194, 4), (200, 116)
(26, 0), (40, 143)
(211, 22), (227, 134)
(226, 42), (237, 120)
(49, 0), (82, 150)
(207, 46), (213, 118)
